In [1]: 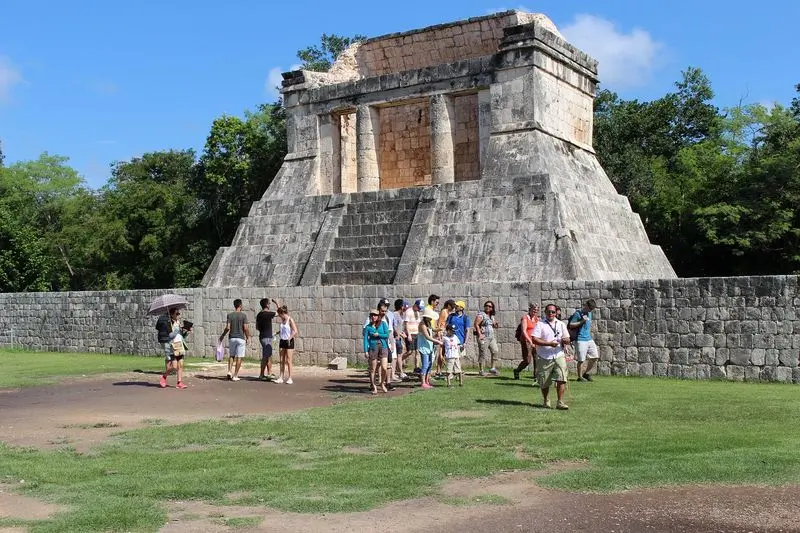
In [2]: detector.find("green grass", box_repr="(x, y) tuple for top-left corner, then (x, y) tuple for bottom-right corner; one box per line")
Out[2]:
(0, 350), (166, 388)
(1, 356), (799, 532)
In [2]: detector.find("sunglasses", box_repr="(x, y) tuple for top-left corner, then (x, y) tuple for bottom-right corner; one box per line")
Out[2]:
(545, 309), (557, 314)
(484, 304), (494, 308)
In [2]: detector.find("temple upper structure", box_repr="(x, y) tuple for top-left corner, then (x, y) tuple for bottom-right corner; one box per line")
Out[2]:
(202, 10), (676, 287)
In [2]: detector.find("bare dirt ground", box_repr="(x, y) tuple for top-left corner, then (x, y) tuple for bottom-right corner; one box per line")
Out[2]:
(1, 364), (798, 532)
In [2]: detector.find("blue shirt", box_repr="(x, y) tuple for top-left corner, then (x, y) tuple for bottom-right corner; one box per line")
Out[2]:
(569, 310), (592, 341)
(446, 312), (471, 344)
(363, 321), (389, 352)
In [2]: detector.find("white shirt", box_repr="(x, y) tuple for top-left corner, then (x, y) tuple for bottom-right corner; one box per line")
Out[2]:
(532, 318), (568, 360)
(443, 334), (460, 359)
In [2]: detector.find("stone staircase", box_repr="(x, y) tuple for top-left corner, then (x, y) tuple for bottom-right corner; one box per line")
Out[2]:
(320, 190), (421, 285)
(202, 196), (329, 287)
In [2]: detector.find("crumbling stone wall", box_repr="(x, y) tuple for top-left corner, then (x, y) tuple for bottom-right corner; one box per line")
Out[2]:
(2, 276), (798, 383)
(378, 101), (432, 189)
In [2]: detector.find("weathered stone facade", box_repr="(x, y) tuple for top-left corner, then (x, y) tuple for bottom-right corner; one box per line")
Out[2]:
(2, 276), (798, 383)
(202, 10), (676, 288)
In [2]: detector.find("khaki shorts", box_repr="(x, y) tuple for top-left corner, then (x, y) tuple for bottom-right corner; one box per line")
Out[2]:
(576, 340), (599, 362)
(446, 358), (462, 375)
(477, 336), (499, 363)
(537, 355), (568, 388)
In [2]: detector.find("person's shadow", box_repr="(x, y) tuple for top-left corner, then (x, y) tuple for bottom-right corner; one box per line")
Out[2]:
(475, 398), (540, 408)
(112, 381), (161, 388)
(194, 374), (232, 381)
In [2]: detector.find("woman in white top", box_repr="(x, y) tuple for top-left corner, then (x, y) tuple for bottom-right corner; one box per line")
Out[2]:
(275, 305), (298, 384)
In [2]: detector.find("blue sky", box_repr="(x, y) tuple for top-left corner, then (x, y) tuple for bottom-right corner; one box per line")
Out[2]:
(1, 0), (798, 189)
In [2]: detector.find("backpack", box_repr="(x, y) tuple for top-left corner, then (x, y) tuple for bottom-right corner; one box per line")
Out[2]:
(568, 310), (582, 342)
(514, 323), (523, 341)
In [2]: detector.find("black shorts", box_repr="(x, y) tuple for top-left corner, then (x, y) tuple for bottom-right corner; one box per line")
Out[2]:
(279, 338), (295, 350)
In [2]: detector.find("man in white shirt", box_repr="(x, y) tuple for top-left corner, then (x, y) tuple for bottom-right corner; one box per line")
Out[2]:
(532, 303), (572, 410)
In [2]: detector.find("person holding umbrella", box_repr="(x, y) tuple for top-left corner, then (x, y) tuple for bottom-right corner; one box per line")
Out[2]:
(149, 294), (191, 389)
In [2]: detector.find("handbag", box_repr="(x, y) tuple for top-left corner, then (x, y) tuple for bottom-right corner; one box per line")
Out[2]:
(215, 342), (225, 362)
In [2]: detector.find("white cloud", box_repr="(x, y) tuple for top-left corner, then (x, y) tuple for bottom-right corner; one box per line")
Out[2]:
(0, 55), (23, 103)
(561, 14), (664, 90)
(264, 64), (302, 101)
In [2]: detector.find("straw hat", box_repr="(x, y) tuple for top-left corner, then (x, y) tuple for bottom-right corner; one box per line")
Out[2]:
(455, 300), (466, 309)
(422, 308), (439, 321)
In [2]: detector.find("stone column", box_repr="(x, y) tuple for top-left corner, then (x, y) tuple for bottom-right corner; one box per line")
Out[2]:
(356, 105), (380, 192)
(430, 94), (456, 185)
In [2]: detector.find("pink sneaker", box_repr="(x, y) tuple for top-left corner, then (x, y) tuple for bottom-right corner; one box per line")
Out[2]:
(421, 383), (433, 389)
(176, 382), (187, 389)
(159, 374), (167, 388)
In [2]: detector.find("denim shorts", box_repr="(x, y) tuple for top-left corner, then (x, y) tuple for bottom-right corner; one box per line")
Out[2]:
(260, 337), (273, 359)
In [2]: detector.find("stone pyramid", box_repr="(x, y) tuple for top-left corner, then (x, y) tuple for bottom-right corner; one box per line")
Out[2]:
(202, 10), (676, 288)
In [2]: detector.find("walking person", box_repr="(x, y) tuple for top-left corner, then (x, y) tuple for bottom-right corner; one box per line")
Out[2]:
(569, 299), (599, 382)
(256, 298), (279, 381)
(417, 308), (442, 389)
(219, 299), (249, 381)
(532, 304), (572, 410)
(514, 304), (540, 380)
(473, 300), (500, 376)
(156, 307), (191, 389)
(275, 305), (298, 384)
(363, 309), (390, 394)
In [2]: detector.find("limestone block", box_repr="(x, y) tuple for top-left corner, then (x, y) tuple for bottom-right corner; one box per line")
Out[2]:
(710, 365), (727, 380)
(776, 367), (793, 383)
(727, 365), (746, 381)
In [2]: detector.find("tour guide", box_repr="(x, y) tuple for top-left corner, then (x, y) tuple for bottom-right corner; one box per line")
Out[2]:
(531, 303), (572, 410)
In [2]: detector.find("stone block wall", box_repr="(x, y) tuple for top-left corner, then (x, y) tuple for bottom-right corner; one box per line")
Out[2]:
(453, 93), (480, 181)
(1, 277), (798, 383)
(350, 12), (520, 78)
(379, 102), (432, 189)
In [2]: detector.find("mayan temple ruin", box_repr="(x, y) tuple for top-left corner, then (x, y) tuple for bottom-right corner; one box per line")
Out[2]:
(202, 10), (677, 288)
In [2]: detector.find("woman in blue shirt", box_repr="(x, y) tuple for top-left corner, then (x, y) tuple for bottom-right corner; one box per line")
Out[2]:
(363, 309), (390, 394)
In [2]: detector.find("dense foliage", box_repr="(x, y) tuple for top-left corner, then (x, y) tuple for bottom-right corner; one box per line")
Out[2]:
(1, 38), (798, 291)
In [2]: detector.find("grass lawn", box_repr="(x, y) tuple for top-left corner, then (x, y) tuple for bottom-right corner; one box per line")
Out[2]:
(0, 349), (165, 388)
(1, 352), (800, 532)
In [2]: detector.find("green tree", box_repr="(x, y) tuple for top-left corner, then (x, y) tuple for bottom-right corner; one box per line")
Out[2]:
(0, 153), (89, 290)
(97, 150), (203, 289)
(194, 103), (286, 247)
(297, 33), (367, 72)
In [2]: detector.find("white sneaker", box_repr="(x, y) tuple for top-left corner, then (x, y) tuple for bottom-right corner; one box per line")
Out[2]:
(285, 378), (293, 385)
(231, 376), (241, 381)
(399, 373), (408, 379)
(274, 377), (284, 384)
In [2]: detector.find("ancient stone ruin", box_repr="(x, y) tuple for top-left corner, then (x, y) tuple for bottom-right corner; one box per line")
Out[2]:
(202, 10), (676, 288)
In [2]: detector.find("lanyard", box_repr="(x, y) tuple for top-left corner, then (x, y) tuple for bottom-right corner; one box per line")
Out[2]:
(546, 319), (560, 338)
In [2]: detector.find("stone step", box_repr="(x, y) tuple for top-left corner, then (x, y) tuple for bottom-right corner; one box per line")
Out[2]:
(341, 209), (416, 226)
(329, 245), (405, 261)
(324, 257), (399, 273)
(348, 197), (418, 214)
(333, 234), (408, 249)
(249, 197), (329, 217)
(335, 222), (414, 238)
(232, 231), (308, 247)
(321, 270), (396, 286)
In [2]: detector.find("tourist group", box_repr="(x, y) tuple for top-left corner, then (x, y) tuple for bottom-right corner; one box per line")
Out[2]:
(154, 295), (600, 410)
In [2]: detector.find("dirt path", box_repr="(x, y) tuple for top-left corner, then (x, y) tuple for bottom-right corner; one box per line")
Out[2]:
(1, 366), (798, 532)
